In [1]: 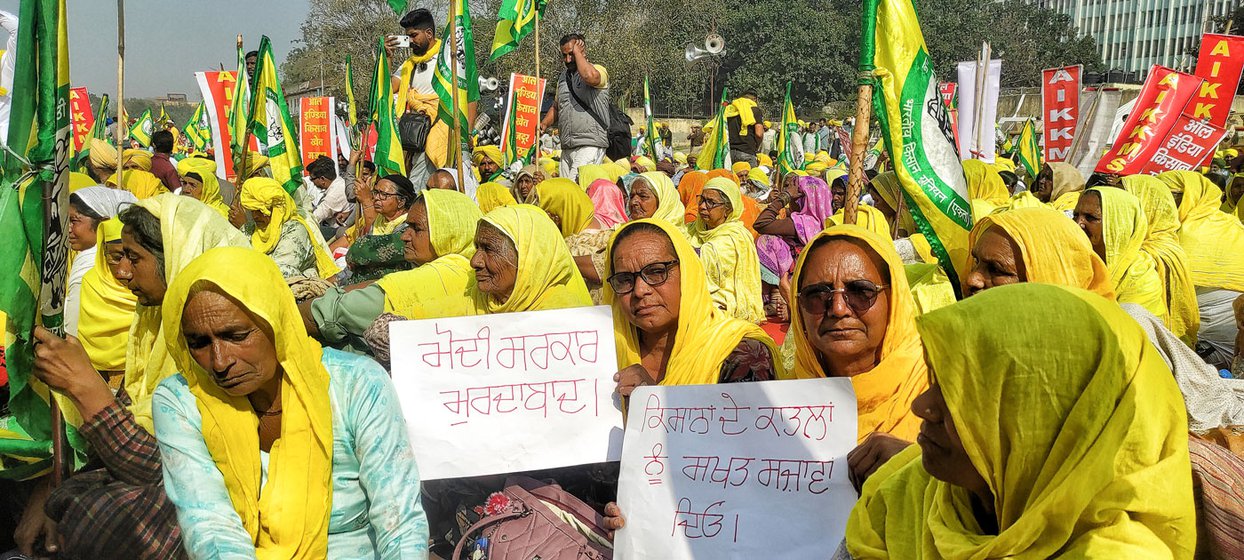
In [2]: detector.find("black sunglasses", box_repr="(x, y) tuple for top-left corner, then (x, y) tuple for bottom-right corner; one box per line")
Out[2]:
(797, 280), (887, 316)
(607, 260), (678, 295)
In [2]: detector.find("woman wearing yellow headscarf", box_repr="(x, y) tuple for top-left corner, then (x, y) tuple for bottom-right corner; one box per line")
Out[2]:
(962, 159), (1009, 215)
(781, 225), (929, 444)
(535, 178), (600, 237)
(1221, 173), (1244, 216)
(866, 172), (914, 236)
(467, 204), (592, 314)
(965, 207), (1114, 300)
(238, 177), (339, 280)
(632, 156), (656, 173)
(475, 181), (516, 213)
(626, 171), (686, 228)
(1076, 188), (1167, 322)
(576, 163), (612, 191)
(177, 157), (229, 217)
(77, 218), (139, 375)
(687, 177), (765, 323)
(106, 151), (169, 199)
(846, 284), (1195, 560)
(155, 247), (428, 558)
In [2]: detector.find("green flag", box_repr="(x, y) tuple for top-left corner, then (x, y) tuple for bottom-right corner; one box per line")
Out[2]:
(368, 36), (406, 176)
(183, 102), (211, 153)
(229, 42), (251, 174)
(1015, 118), (1042, 180)
(128, 108), (153, 147)
(247, 35), (304, 193)
(642, 75), (662, 159)
(696, 89), (731, 170)
(387, 0), (408, 15)
(775, 82), (803, 175)
(432, 0), (479, 163)
(489, 0), (546, 61)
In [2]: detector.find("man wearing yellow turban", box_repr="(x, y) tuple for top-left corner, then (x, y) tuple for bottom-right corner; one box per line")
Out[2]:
(472, 145), (506, 184)
(105, 149), (169, 199)
(724, 92), (763, 166)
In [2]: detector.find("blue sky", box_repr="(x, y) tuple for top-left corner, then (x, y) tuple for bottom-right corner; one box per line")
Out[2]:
(0, 0), (310, 99)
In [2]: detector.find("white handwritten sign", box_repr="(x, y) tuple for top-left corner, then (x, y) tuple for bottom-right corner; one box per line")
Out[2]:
(389, 305), (623, 480)
(614, 378), (858, 559)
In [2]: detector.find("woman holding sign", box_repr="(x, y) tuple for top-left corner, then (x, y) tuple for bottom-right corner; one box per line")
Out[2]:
(153, 247), (429, 558)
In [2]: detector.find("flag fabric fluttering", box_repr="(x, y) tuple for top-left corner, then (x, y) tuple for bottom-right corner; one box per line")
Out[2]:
(228, 42), (251, 173)
(696, 89), (732, 170)
(642, 75), (662, 160)
(387, 0), (408, 16)
(157, 103), (168, 126)
(368, 36), (406, 176)
(73, 93), (109, 172)
(775, 81), (803, 175)
(1015, 118), (1041, 179)
(432, 0), (479, 163)
(863, 0), (972, 288)
(344, 55), (358, 150)
(0, 0), (86, 481)
(489, 0), (545, 61)
(128, 108), (153, 147)
(183, 102), (212, 153)
(247, 35), (304, 193)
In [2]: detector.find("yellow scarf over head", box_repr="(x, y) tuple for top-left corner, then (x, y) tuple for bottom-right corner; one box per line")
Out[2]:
(868, 171), (915, 234)
(1159, 170), (1244, 292)
(122, 149), (152, 171)
(576, 164), (611, 191)
(634, 156), (656, 173)
(1221, 173), (1244, 214)
(78, 218), (138, 372)
(125, 194), (251, 432)
(1047, 161), (1085, 211)
(604, 219), (780, 385)
(962, 159), (1009, 206)
(634, 171), (686, 229)
(536, 178), (595, 237)
(826, 205), (892, 239)
(177, 157), (229, 217)
(470, 204), (592, 314)
(1119, 174), (1200, 344)
(476, 181), (516, 214)
(1088, 187), (1167, 321)
(781, 225), (929, 443)
(162, 246), (332, 559)
(376, 189), (482, 318)
(968, 207), (1114, 300)
(239, 178), (339, 279)
(724, 97), (758, 127)
(107, 168), (168, 199)
(847, 284), (1195, 559)
(687, 177), (765, 323)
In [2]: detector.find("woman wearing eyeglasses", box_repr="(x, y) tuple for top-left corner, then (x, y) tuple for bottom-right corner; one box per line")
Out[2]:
(686, 176), (766, 323)
(334, 174), (419, 283)
(781, 224), (929, 486)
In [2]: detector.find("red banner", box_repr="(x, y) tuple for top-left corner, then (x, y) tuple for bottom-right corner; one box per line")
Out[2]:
(1041, 65), (1081, 162)
(1095, 66), (1204, 175)
(1138, 113), (1229, 175)
(299, 96), (337, 170)
(1190, 34), (1244, 128)
(500, 73), (547, 159)
(938, 82), (960, 153)
(69, 86), (94, 153)
(196, 71), (240, 179)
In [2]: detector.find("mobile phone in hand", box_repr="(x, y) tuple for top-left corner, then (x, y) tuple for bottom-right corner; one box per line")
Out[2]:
(387, 34), (411, 49)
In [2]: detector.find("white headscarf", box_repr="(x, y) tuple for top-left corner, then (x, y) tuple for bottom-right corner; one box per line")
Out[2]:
(437, 167), (479, 202)
(73, 185), (137, 218)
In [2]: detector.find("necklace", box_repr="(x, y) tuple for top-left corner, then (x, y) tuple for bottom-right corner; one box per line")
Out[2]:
(258, 408), (282, 417)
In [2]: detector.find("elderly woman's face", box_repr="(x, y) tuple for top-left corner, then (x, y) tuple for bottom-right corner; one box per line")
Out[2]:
(181, 176), (203, 200)
(181, 289), (280, 398)
(911, 380), (988, 493)
(400, 201), (435, 265)
(470, 221), (518, 302)
(612, 231), (681, 334)
(965, 225), (1026, 297)
(373, 178), (406, 219)
(830, 178), (848, 211)
(116, 227), (166, 306)
(68, 207), (98, 252)
(697, 189), (730, 230)
(1033, 165), (1054, 202)
(250, 209), (271, 230)
(1072, 191), (1106, 262)
(797, 238), (890, 376)
(627, 180), (659, 220)
(516, 175), (537, 200)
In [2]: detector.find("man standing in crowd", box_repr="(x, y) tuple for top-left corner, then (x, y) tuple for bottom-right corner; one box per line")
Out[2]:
(816, 118), (833, 154)
(148, 130), (181, 192)
(688, 124), (705, 156)
(726, 91), (763, 166)
(540, 33), (610, 181)
(761, 121), (776, 155)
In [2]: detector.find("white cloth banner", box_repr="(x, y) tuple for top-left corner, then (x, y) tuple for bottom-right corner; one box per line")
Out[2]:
(389, 305), (623, 480)
(334, 114), (353, 160)
(615, 378), (858, 559)
(956, 59), (1002, 163)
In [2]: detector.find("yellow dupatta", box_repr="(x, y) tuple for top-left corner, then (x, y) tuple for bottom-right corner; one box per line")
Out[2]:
(868, 171), (916, 234)
(1120, 174), (1200, 344)
(635, 172), (686, 228)
(1159, 170), (1244, 292)
(826, 205), (892, 238)
(177, 157), (230, 217)
(535, 178), (595, 237)
(107, 168), (169, 199)
(848, 284), (1195, 559)
(476, 181), (516, 214)
(78, 218), (138, 372)
(126, 194), (251, 432)
(969, 207), (1115, 300)
(962, 159), (1009, 207)
(375, 189), (482, 318)
(470, 204), (592, 314)
(162, 247), (332, 559)
(781, 225), (929, 443)
(238, 178), (339, 279)
(686, 177), (765, 323)
(724, 97), (758, 127)
(1047, 161), (1084, 211)
(604, 219), (779, 385)
(576, 164), (611, 191)
(1089, 187), (1167, 321)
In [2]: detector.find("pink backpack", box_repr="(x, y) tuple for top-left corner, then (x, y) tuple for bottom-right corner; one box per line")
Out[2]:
(451, 476), (614, 560)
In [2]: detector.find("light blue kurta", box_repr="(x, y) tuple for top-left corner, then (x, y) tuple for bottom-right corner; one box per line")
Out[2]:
(153, 348), (429, 559)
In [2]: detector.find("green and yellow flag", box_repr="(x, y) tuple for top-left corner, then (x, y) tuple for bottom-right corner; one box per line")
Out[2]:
(183, 102), (211, 153)
(1015, 118), (1041, 180)
(0, 0), (86, 480)
(489, 0), (546, 61)
(157, 102), (169, 125)
(247, 35), (304, 193)
(696, 89), (731, 170)
(228, 41), (251, 171)
(344, 55), (358, 129)
(642, 75), (662, 159)
(73, 93), (109, 172)
(775, 81), (803, 175)
(128, 108), (153, 147)
(432, 0), (479, 163)
(863, 0), (972, 288)
(368, 36), (405, 176)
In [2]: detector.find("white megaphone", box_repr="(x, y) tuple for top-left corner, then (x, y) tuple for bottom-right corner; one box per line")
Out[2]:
(478, 76), (500, 93)
(704, 33), (725, 54)
(685, 44), (711, 63)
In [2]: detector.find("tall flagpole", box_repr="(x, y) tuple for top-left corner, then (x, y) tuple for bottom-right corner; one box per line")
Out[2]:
(114, 0), (125, 193)
(533, 8), (541, 162)
(235, 34), (253, 186)
(448, 1), (465, 192)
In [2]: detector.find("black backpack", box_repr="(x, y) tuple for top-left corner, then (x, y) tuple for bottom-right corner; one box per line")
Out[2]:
(564, 71), (633, 161)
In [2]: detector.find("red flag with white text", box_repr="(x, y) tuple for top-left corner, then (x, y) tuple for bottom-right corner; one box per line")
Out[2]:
(1040, 65), (1080, 163)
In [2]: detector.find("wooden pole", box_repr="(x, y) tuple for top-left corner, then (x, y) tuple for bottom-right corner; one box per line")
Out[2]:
(843, 76), (873, 225)
(533, 10), (541, 162)
(114, 0), (125, 192)
(971, 42), (990, 159)
(448, 3), (466, 193)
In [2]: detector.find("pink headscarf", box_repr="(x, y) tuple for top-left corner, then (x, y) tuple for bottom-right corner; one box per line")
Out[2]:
(790, 176), (834, 244)
(588, 179), (627, 229)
